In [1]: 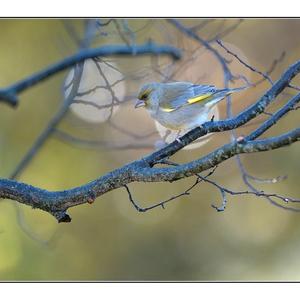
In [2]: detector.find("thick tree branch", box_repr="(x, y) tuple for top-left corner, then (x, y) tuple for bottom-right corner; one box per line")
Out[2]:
(0, 42), (181, 107)
(0, 126), (299, 222)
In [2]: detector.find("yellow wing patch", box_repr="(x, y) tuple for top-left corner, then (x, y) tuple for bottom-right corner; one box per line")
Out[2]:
(187, 93), (212, 104)
(160, 93), (213, 112)
(161, 107), (176, 112)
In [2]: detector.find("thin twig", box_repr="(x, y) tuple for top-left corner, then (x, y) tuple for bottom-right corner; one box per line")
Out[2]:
(216, 39), (274, 85)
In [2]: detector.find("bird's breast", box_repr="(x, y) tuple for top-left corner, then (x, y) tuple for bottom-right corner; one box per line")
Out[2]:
(152, 104), (209, 130)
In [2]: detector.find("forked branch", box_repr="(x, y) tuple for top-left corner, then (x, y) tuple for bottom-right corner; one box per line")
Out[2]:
(0, 59), (299, 222)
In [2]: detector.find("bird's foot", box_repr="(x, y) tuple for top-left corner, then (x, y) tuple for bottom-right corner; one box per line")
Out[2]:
(175, 137), (184, 145)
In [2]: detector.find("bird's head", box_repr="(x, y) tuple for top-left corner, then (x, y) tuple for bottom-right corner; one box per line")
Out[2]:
(135, 82), (160, 110)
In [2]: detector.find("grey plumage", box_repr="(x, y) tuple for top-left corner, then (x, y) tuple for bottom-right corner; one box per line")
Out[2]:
(136, 82), (247, 131)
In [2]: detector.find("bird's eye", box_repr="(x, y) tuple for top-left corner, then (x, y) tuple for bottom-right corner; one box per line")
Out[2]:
(140, 93), (148, 100)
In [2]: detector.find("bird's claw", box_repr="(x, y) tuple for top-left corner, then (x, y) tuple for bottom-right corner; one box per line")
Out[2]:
(175, 137), (184, 145)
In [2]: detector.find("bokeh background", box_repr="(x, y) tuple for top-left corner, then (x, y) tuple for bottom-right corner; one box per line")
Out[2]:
(0, 18), (299, 281)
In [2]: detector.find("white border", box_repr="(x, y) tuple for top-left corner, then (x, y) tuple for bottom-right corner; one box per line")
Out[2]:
(0, 0), (299, 17)
(1, 283), (299, 300)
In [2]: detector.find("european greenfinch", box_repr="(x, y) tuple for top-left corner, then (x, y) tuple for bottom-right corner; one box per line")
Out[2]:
(135, 82), (246, 131)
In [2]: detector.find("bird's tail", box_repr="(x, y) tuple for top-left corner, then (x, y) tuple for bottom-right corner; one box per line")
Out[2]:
(228, 86), (248, 93)
(206, 86), (248, 107)
(217, 85), (248, 95)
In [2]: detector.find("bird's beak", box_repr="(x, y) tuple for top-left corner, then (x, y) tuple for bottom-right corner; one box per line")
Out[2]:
(134, 99), (146, 108)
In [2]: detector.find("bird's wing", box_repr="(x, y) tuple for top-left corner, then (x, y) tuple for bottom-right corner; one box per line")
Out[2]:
(160, 84), (217, 112)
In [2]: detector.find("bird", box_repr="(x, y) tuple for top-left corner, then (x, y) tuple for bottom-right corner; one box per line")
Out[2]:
(135, 82), (246, 132)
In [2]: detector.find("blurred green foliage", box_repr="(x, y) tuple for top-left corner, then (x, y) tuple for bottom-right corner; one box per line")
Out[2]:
(0, 19), (299, 281)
